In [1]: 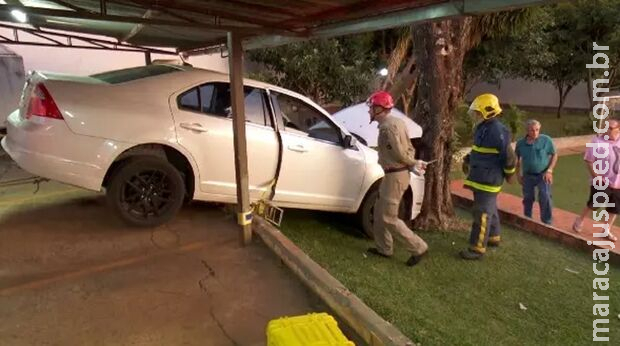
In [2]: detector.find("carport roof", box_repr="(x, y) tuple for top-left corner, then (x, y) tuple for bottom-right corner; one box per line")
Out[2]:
(0, 0), (550, 53)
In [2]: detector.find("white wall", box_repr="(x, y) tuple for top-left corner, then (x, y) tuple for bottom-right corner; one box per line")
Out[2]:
(2, 44), (229, 75)
(468, 78), (591, 110)
(0, 29), (229, 75)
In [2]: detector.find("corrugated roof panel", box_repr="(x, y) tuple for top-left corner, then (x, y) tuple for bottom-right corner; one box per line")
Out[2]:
(0, 0), (552, 52)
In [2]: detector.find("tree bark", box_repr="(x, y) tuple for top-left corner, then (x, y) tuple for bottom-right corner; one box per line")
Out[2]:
(556, 85), (564, 119)
(411, 19), (471, 230)
(587, 69), (595, 111)
(556, 83), (573, 119)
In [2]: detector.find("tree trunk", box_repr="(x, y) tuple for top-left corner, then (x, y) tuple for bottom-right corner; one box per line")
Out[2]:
(400, 83), (416, 116)
(556, 86), (564, 119)
(587, 69), (595, 111)
(410, 19), (471, 230)
(556, 84), (573, 119)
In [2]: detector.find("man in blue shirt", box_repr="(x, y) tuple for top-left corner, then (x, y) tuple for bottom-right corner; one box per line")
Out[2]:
(515, 119), (558, 225)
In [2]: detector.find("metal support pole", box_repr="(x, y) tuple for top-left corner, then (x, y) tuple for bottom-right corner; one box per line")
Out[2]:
(227, 32), (252, 246)
(144, 51), (151, 65)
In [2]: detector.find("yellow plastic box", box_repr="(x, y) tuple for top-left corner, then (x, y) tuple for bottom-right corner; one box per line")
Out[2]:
(267, 313), (355, 346)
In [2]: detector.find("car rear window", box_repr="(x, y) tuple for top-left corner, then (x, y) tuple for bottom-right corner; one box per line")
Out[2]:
(91, 65), (183, 84)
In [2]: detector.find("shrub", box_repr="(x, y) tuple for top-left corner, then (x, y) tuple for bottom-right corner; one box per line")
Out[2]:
(454, 103), (475, 147)
(500, 104), (525, 139)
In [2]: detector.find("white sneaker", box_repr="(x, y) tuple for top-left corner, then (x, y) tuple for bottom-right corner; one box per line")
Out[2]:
(572, 218), (583, 233)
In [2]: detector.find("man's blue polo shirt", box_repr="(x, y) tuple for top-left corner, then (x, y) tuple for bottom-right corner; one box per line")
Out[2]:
(515, 134), (556, 174)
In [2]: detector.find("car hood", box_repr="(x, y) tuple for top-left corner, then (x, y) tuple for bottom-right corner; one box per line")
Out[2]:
(332, 103), (422, 147)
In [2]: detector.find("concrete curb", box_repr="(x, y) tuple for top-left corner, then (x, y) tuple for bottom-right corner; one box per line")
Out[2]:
(254, 217), (414, 346)
(552, 135), (592, 149)
(452, 193), (620, 263)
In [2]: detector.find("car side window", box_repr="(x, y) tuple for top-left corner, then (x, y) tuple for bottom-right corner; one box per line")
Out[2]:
(199, 84), (215, 113)
(178, 82), (271, 127)
(179, 88), (200, 111)
(243, 88), (271, 126)
(271, 92), (342, 145)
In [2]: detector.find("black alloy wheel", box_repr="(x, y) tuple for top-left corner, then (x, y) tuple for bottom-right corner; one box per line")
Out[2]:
(107, 157), (185, 227)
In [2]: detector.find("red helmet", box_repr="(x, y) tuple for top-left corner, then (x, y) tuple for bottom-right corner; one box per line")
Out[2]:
(367, 91), (394, 109)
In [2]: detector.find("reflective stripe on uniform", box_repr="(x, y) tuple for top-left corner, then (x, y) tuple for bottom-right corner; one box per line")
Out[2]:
(477, 213), (487, 250)
(463, 180), (502, 193)
(489, 235), (501, 242)
(504, 166), (516, 174)
(472, 145), (500, 154)
(469, 245), (486, 254)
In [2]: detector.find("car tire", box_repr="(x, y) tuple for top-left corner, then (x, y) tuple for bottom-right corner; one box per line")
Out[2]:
(358, 184), (409, 239)
(106, 156), (186, 227)
(358, 186), (379, 238)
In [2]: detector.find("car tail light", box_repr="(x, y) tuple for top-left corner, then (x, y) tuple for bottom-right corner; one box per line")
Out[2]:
(26, 84), (63, 120)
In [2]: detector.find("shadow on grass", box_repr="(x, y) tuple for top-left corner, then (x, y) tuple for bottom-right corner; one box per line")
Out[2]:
(281, 209), (368, 240)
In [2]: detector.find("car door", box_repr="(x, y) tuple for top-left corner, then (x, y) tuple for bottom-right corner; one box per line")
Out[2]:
(170, 82), (279, 200)
(269, 90), (366, 209)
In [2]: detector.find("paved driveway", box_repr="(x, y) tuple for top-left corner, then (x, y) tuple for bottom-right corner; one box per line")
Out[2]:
(0, 150), (319, 346)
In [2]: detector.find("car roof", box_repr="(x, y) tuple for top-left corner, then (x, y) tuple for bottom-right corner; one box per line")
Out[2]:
(110, 64), (349, 135)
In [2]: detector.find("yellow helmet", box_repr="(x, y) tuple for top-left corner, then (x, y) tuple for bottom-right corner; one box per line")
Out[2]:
(469, 93), (502, 119)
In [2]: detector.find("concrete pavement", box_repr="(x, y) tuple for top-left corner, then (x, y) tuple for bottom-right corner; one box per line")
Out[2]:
(0, 151), (322, 346)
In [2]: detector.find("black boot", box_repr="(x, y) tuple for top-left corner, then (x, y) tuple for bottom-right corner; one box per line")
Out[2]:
(406, 251), (427, 266)
(459, 249), (484, 260)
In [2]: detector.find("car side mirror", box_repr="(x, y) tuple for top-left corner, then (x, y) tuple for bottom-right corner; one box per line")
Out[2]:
(343, 134), (356, 149)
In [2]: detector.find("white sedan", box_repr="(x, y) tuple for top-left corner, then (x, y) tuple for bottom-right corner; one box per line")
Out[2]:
(1, 64), (424, 235)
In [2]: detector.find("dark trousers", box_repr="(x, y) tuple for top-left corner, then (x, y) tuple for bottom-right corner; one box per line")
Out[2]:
(522, 173), (552, 224)
(469, 190), (500, 254)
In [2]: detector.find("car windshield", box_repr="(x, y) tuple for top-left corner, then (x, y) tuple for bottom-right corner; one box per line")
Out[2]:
(91, 65), (184, 84)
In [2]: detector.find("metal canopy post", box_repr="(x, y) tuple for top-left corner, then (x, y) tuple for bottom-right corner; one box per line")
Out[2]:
(227, 32), (252, 246)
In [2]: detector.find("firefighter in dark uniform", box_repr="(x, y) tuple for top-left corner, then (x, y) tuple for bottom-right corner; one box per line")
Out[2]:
(365, 91), (429, 266)
(460, 93), (517, 260)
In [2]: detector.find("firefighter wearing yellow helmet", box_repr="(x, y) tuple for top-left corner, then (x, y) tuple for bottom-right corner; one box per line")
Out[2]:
(460, 93), (516, 260)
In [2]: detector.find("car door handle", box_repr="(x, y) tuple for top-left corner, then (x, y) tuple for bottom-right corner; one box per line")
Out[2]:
(287, 144), (308, 153)
(180, 122), (208, 133)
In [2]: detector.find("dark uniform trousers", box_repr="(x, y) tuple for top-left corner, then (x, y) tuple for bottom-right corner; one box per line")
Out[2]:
(469, 190), (501, 254)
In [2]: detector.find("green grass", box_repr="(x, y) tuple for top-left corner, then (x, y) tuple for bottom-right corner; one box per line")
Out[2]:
(280, 209), (620, 346)
(533, 111), (592, 138)
(501, 154), (590, 216)
(452, 153), (591, 218)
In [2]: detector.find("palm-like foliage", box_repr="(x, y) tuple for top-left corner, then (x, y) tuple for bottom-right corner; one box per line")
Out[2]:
(467, 9), (534, 47)
(385, 9), (534, 110)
